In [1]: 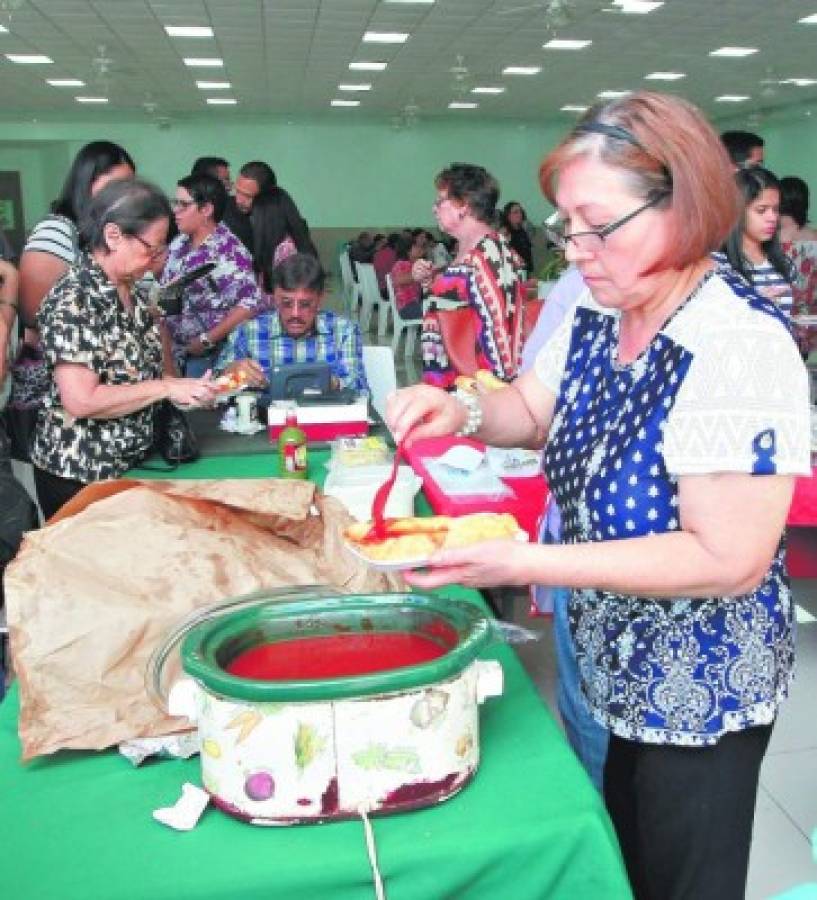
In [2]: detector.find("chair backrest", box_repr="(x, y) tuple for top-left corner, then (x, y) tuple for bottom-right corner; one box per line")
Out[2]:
(385, 272), (422, 325)
(355, 262), (381, 305)
(339, 250), (355, 291)
(362, 345), (397, 420)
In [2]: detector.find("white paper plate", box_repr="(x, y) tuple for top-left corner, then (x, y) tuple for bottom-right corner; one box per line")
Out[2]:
(343, 530), (529, 571)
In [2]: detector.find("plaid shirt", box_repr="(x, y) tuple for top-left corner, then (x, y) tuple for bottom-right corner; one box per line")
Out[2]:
(215, 309), (369, 392)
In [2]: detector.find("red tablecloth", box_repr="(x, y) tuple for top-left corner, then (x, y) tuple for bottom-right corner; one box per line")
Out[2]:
(404, 436), (548, 541)
(787, 466), (817, 526)
(786, 467), (817, 577)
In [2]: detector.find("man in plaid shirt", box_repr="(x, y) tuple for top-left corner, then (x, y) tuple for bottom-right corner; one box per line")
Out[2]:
(216, 253), (368, 393)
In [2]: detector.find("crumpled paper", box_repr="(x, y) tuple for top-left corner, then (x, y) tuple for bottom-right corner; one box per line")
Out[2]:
(5, 478), (402, 760)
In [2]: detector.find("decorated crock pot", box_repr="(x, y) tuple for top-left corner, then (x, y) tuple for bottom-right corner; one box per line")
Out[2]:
(149, 589), (503, 825)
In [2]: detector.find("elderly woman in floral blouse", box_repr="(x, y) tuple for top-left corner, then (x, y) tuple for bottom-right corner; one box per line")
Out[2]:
(31, 179), (217, 519)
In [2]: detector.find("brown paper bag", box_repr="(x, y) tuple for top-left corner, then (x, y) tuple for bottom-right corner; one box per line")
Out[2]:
(5, 478), (403, 760)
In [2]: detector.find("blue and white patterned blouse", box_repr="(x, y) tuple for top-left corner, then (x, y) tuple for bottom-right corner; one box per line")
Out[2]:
(534, 268), (810, 746)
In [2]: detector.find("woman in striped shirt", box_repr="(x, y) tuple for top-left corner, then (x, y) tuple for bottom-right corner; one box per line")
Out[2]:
(716, 166), (794, 316)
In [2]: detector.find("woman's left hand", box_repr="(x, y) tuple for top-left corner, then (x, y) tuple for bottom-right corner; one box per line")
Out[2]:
(403, 539), (535, 590)
(164, 373), (220, 408)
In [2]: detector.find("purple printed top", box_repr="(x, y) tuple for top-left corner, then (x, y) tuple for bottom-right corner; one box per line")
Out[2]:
(161, 222), (264, 351)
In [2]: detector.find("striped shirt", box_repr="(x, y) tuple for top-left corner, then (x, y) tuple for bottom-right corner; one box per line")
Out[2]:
(712, 251), (793, 317)
(215, 309), (369, 393)
(23, 215), (78, 265)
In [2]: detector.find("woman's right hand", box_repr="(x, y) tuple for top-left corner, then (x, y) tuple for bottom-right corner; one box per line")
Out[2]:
(386, 385), (467, 445)
(412, 258), (434, 288)
(163, 374), (219, 409)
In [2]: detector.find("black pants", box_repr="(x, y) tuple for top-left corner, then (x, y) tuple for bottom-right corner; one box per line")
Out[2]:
(33, 466), (85, 521)
(604, 724), (773, 900)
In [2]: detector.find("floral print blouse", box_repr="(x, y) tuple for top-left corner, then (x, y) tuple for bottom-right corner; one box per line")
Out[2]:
(31, 256), (163, 483)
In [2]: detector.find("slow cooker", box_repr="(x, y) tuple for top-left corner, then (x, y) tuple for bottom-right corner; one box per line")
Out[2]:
(149, 588), (503, 825)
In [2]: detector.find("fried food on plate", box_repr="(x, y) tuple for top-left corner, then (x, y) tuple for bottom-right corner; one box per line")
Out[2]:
(344, 512), (521, 562)
(214, 369), (250, 394)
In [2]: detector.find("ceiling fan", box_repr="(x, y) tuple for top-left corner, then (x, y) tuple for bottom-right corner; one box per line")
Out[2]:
(449, 54), (470, 95)
(496, 0), (579, 27)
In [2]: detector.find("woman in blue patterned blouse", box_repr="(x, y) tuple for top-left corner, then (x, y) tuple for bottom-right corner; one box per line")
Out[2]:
(386, 92), (810, 900)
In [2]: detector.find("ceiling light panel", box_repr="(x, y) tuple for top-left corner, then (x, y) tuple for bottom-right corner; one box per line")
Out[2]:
(196, 81), (231, 89)
(0, 25), (7, 34)
(206, 98), (237, 105)
(363, 32), (410, 43)
(47, 79), (85, 87)
(6, 54), (53, 64)
(715, 95), (751, 102)
(165, 26), (214, 38)
(502, 66), (541, 75)
(798, 13), (817, 23)
(331, 99), (360, 107)
(611, 1), (664, 12)
(471, 86), (505, 94)
(449, 102), (477, 109)
(349, 62), (387, 71)
(597, 90), (630, 98)
(543, 39), (592, 50)
(561, 105), (589, 112)
(338, 83), (371, 91)
(645, 72), (685, 80)
(709, 47), (758, 57)
(183, 58), (224, 67)
(75, 96), (108, 103)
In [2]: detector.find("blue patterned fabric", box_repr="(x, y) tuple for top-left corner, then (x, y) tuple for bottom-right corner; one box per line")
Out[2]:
(536, 270), (810, 746)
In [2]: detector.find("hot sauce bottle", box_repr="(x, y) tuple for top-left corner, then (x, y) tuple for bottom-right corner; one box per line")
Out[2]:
(277, 406), (308, 479)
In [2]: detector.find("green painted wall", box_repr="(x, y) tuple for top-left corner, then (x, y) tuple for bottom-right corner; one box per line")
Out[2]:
(0, 115), (565, 233)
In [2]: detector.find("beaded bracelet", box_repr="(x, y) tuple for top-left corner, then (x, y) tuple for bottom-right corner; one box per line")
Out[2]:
(454, 388), (483, 437)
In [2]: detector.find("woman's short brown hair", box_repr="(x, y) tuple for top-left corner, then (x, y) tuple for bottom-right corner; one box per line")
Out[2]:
(435, 162), (499, 225)
(539, 91), (740, 270)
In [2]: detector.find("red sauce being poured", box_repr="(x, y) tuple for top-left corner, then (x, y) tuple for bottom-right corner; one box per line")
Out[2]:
(225, 632), (449, 681)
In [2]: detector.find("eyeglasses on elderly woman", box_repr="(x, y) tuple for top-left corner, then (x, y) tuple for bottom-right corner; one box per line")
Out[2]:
(544, 191), (670, 254)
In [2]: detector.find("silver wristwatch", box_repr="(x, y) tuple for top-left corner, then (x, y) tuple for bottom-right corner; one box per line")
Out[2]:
(454, 389), (483, 437)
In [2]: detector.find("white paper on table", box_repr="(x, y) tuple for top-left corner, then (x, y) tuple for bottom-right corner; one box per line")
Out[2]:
(434, 444), (485, 473)
(424, 456), (512, 499)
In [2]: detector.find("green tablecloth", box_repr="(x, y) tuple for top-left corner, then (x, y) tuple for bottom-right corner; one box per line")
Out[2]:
(0, 453), (631, 900)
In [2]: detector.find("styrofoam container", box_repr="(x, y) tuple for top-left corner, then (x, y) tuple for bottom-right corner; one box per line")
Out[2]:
(323, 464), (422, 522)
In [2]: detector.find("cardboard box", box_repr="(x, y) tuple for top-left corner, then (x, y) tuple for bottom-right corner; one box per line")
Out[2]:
(267, 398), (369, 442)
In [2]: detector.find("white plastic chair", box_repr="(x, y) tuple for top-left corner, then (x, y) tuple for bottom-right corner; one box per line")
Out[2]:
(362, 344), (397, 421)
(355, 262), (389, 335)
(338, 249), (360, 317)
(385, 273), (422, 358)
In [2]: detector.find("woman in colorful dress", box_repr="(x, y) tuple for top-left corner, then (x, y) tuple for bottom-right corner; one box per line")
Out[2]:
(415, 163), (527, 389)
(779, 176), (817, 357)
(387, 92), (810, 900)
(715, 166), (794, 317)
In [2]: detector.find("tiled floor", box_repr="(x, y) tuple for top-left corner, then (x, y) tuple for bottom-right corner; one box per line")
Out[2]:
(355, 290), (817, 899)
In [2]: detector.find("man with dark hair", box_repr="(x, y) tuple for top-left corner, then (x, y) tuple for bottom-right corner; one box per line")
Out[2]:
(234, 161), (277, 213)
(720, 130), (765, 170)
(215, 252), (368, 393)
(191, 156), (232, 191)
(162, 173), (263, 376)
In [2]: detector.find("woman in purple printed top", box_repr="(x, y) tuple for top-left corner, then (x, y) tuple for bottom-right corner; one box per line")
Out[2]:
(161, 173), (264, 376)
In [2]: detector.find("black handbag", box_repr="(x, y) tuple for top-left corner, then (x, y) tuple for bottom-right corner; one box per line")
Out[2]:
(150, 400), (200, 467)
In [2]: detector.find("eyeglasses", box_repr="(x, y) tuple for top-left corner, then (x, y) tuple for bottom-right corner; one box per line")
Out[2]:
(171, 198), (197, 210)
(130, 233), (168, 260)
(545, 193), (668, 253)
(277, 298), (318, 312)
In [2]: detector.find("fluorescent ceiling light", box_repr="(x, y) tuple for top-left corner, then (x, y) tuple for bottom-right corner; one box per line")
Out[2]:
(561, 105), (589, 112)
(350, 61), (387, 71)
(781, 78), (817, 87)
(0, 25), (7, 33)
(338, 83), (371, 91)
(709, 47), (757, 57)
(449, 102), (477, 109)
(610, 0), (663, 12)
(196, 80), (230, 89)
(645, 71), (685, 81)
(471, 86), (505, 94)
(363, 31), (409, 43)
(798, 13), (817, 24)
(715, 95), (751, 102)
(331, 99), (360, 107)
(543, 39), (592, 50)
(47, 78), (86, 87)
(183, 57), (223, 67)
(597, 90), (630, 99)
(165, 26), (213, 38)
(6, 54), (53, 64)
(206, 98), (237, 105)
(75, 96), (108, 103)
(502, 66), (541, 75)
